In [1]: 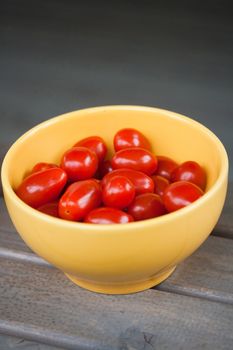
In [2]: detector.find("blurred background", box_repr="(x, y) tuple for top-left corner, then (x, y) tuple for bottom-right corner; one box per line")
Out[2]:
(1, 0), (232, 178)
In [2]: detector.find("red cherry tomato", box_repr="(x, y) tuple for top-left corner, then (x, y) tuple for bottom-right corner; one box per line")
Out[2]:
(59, 179), (102, 221)
(74, 136), (107, 163)
(102, 168), (154, 195)
(99, 160), (113, 178)
(37, 201), (59, 217)
(92, 178), (101, 185)
(171, 161), (206, 190)
(84, 207), (134, 224)
(155, 156), (178, 180)
(112, 148), (157, 175)
(61, 147), (98, 182)
(102, 175), (135, 209)
(163, 181), (204, 212)
(16, 168), (67, 208)
(128, 193), (166, 221)
(114, 128), (151, 151)
(31, 162), (58, 174)
(151, 175), (170, 197)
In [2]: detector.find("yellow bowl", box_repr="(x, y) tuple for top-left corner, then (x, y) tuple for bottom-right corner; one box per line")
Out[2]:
(1, 106), (228, 294)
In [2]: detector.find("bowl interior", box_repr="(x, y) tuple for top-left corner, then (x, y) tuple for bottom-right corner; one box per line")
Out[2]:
(3, 106), (226, 192)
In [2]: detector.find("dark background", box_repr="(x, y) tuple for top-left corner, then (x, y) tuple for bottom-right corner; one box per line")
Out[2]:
(1, 0), (232, 178)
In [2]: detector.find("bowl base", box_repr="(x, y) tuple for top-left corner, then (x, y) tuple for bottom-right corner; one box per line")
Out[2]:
(65, 266), (176, 294)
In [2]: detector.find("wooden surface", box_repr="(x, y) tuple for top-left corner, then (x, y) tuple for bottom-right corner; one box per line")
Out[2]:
(1, 1), (233, 349)
(212, 184), (233, 239)
(0, 225), (233, 350)
(0, 0), (232, 180)
(0, 172), (233, 349)
(1, 255), (233, 350)
(0, 334), (63, 350)
(0, 132), (233, 350)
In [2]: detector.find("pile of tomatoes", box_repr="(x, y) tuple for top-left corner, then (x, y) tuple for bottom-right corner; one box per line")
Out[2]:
(16, 128), (206, 224)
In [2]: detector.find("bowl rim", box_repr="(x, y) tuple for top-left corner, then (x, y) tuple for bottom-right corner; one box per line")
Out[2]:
(1, 105), (229, 232)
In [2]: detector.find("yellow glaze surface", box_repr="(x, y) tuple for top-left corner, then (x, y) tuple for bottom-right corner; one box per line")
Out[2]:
(1, 106), (229, 294)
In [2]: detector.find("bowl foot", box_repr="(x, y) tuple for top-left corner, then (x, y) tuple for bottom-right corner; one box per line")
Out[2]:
(65, 266), (176, 294)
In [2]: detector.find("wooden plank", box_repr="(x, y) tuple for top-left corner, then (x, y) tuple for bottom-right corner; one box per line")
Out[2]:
(0, 143), (11, 197)
(212, 182), (233, 239)
(0, 333), (63, 350)
(0, 198), (18, 235)
(0, 199), (33, 255)
(156, 236), (233, 304)
(0, 256), (233, 350)
(1, 231), (233, 305)
(0, 198), (31, 253)
(1, 196), (233, 304)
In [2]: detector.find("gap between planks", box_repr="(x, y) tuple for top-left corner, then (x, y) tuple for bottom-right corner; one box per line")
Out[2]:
(1, 181), (233, 305)
(0, 321), (95, 350)
(1, 255), (233, 350)
(0, 232), (233, 306)
(0, 333), (64, 350)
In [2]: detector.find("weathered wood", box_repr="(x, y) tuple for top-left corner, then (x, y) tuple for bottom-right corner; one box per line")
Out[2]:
(0, 143), (10, 197)
(0, 245), (49, 267)
(0, 255), (233, 350)
(0, 197), (17, 233)
(0, 229), (32, 255)
(156, 236), (233, 304)
(212, 183), (233, 239)
(0, 333), (63, 350)
(1, 195), (233, 304)
(0, 197), (32, 253)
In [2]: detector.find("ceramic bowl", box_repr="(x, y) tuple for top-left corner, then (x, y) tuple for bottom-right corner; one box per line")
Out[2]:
(1, 106), (228, 294)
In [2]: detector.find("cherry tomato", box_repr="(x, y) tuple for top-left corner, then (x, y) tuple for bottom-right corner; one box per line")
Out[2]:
(59, 179), (102, 221)
(84, 207), (134, 224)
(128, 193), (166, 221)
(99, 160), (113, 178)
(30, 162), (58, 174)
(37, 201), (59, 218)
(112, 148), (157, 175)
(102, 175), (135, 209)
(171, 161), (206, 190)
(155, 156), (178, 180)
(163, 181), (204, 212)
(74, 136), (107, 163)
(102, 168), (154, 195)
(151, 175), (170, 197)
(92, 178), (101, 185)
(114, 128), (151, 151)
(61, 146), (98, 182)
(16, 168), (67, 208)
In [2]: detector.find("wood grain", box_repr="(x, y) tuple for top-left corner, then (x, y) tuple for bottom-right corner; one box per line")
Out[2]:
(0, 333), (64, 350)
(0, 197), (14, 225)
(212, 183), (233, 239)
(1, 207), (233, 305)
(156, 236), (233, 304)
(0, 143), (10, 197)
(0, 255), (233, 350)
